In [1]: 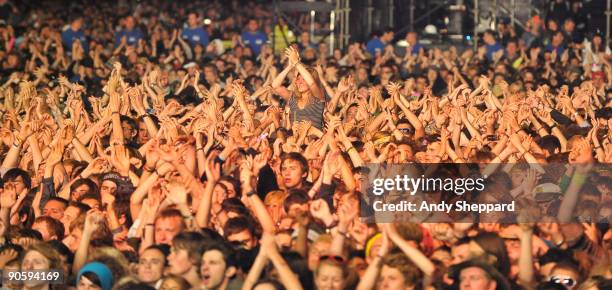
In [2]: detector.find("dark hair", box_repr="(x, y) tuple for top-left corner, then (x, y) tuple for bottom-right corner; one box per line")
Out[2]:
(145, 244), (170, 266)
(204, 241), (237, 268)
(68, 201), (91, 215)
(34, 216), (65, 240)
(253, 280), (286, 290)
(77, 192), (101, 203)
(223, 216), (255, 239)
(538, 135), (561, 155)
(46, 239), (74, 264)
(113, 280), (155, 290)
(472, 232), (511, 276)
(283, 189), (310, 213)
(3, 168), (32, 189)
(81, 271), (103, 288)
(220, 198), (249, 216)
(70, 178), (99, 198)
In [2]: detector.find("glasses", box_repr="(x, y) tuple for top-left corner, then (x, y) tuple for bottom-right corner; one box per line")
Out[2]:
(549, 275), (576, 288)
(319, 255), (345, 264)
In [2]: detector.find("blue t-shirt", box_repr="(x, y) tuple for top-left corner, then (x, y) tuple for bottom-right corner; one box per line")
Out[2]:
(115, 29), (144, 46)
(409, 43), (424, 55)
(546, 44), (564, 55)
(241, 31), (268, 55)
(485, 42), (503, 60)
(61, 28), (88, 51)
(182, 26), (209, 47)
(366, 38), (384, 55)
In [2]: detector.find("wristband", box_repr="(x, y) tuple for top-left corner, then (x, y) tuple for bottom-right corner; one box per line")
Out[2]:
(196, 147), (204, 152)
(246, 190), (257, 197)
(12, 141), (20, 148)
(145, 223), (155, 227)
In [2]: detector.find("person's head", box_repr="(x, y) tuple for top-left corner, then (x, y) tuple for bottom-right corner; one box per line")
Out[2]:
(32, 216), (65, 241)
(381, 27), (395, 43)
(77, 262), (114, 290)
(451, 237), (472, 265)
(3, 168), (31, 193)
(483, 30), (496, 45)
(71, 16), (84, 31)
(70, 178), (99, 201)
(247, 18), (259, 32)
(224, 216), (258, 250)
(154, 209), (186, 245)
(200, 242), (237, 290)
(294, 66), (320, 94)
(548, 262), (581, 290)
(100, 173), (122, 197)
(314, 258), (347, 290)
(459, 266), (498, 290)
(280, 152), (309, 189)
(552, 31), (565, 46)
(121, 116), (138, 141)
(43, 197), (68, 220)
(79, 193), (101, 210)
(379, 252), (423, 290)
(284, 189), (310, 219)
(124, 15), (136, 30)
(60, 202), (90, 234)
(506, 39), (518, 55)
(138, 246), (168, 285)
(253, 280), (286, 290)
(187, 12), (199, 28)
(563, 18), (575, 32)
(308, 234), (333, 270)
(159, 274), (191, 290)
(265, 190), (289, 225)
(21, 243), (63, 289)
(168, 231), (206, 277)
(406, 31), (418, 44)
(538, 135), (562, 156)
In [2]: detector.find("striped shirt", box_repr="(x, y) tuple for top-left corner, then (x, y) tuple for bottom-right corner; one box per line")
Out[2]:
(287, 94), (326, 130)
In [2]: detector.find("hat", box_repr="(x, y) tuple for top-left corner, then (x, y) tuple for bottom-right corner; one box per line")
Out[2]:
(532, 183), (562, 203)
(77, 262), (113, 290)
(448, 259), (511, 290)
(183, 61), (198, 69)
(102, 172), (122, 186)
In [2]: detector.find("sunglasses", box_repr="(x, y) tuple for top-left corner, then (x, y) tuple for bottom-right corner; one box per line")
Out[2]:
(549, 275), (576, 287)
(319, 255), (345, 264)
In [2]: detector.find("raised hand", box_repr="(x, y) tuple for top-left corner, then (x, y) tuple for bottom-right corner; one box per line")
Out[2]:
(165, 182), (189, 205)
(83, 209), (105, 234)
(284, 46), (301, 67)
(309, 199), (334, 226)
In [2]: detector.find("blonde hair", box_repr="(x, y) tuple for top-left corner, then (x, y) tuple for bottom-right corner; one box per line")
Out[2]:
(264, 190), (289, 206)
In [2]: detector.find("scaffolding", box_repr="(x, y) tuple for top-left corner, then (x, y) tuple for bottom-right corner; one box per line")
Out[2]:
(271, 0), (351, 55)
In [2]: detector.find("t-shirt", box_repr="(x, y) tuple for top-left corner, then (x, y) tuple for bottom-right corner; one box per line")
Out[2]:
(287, 94), (325, 130)
(241, 30), (268, 55)
(182, 26), (209, 47)
(485, 42), (503, 60)
(115, 28), (144, 46)
(61, 27), (88, 51)
(366, 37), (384, 55)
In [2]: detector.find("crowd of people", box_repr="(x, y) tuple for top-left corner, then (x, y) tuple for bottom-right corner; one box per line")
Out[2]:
(0, 0), (611, 290)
